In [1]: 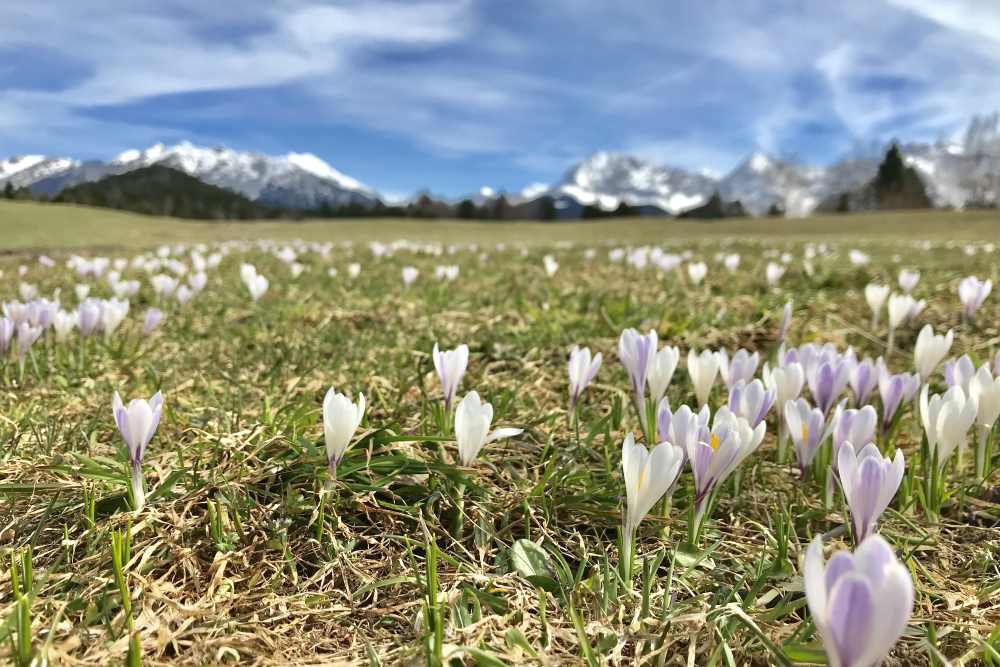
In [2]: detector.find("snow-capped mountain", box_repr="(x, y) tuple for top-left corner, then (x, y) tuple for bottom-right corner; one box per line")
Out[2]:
(0, 155), (80, 189)
(550, 152), (717, 214)
(1, 142), (379, 209)
(545, 113), (1000, 216)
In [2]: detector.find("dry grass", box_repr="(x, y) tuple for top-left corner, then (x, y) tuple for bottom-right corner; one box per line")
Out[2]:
(0, 233), (999, 665)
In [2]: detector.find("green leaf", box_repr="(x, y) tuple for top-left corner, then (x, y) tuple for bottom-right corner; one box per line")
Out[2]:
(510, 539), (560, 593)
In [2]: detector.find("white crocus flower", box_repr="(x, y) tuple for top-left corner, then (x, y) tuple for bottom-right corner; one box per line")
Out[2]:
(620, 433), (684, 566)
(687, 349), (720, 408)
(646, 345), (680, 405)
(864, 283), (890, 328)
(454, 391), (522, 466)
(913, 325), (953, 381)
(920, 385), (977, 467)
(323, 388), (366, 480)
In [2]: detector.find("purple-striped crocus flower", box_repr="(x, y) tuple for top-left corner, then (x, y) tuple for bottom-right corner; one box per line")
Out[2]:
(808, 358), (851, 416)
(685, 407), (765, 519)
(143, 308), (164, 337)
(849, 357), (878, 406)
(784, 398), (827, 473)
(831, 404), (878, 463)
(838, 442), (905, 544)
(958, 276), (991, 319)
(77, 299), (102, 338)
(876, 363), (921, 437)
(718, 348), (759, 391)
(112, 390), (164, 512)
(804, 535), (913, 667)
(432, 342), (469, 412)
(727, 379), (775, 428)
(943, 354), (975, 392)
(619, 328), (657, 408)
(687, 348), (721, 408)
(567, 345), (602, 408)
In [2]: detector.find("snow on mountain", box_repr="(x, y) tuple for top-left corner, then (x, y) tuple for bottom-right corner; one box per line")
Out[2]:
(0, 155), (79, 189)
(551, 152), (717, 214)
(3, 142), (379, 209)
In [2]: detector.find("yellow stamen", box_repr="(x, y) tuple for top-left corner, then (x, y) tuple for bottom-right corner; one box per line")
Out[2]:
(710, 433), (720, 450)
(801, 424), (809, 443)
(637, 468), (646, 490)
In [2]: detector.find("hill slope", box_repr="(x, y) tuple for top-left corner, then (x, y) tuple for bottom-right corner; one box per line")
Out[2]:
(53, 165), (283, 220)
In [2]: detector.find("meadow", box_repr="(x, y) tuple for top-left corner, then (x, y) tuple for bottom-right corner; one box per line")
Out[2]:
(1, 203), (999, 665)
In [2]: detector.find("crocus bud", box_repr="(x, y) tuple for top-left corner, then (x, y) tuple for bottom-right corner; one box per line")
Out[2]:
(112, 391), (163, 512)
(913, 325), (953, 381)
(687, 349), (720, 408)
(568, 345), (602, 408)
(322, 388), (366, 480)
(433, 342), (469, 412)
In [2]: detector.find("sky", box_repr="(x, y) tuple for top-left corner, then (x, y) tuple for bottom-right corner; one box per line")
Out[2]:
(2, 0), (1000, 199)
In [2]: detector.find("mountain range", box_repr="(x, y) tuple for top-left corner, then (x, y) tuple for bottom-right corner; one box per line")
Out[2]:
(3, 113), (1000, 217)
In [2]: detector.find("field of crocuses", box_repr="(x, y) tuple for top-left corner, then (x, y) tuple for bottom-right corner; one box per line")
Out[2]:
(2, 235), (1000, 665)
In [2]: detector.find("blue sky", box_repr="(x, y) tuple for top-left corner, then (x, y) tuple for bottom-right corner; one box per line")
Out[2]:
(2, 0), (1000, 198)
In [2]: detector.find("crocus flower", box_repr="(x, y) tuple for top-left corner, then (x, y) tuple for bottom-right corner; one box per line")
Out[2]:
(687, 261), (707, 285)
(686, 407), (765, 516)
(112, 391), (164, 512)
(727, 379), (775, 428)
(323, 388), (366, 480)
(247, 274), (268, 301)
(913, 325), (953, 381)
(970, 365), (1000, 433)
(943, 354), (975, 392)
(15, 322), (42, 360)
(887, 293), (913, 333)
(143, 308), (163, 336)
(100, 298), (129, 338)
(906, 299), (926, 324)
(75, 284), (91, 301)
(619, 328), (657, 407)
(958, 276), (991, 319)
(656, 400), (710, 449)
(777, 300), (793, 346)
(877, 362), (921, 435)
(433, 342), (469, 412)
(784, 398), (827, 472)
(0, 317), (14, 354)
(898, 269), (919, 293)
(808, 358), (851, 416)
(804, 535), (913, 667)
(831, 404), (878, 461)
(646, 345), (680, 405)
(849, 357), (878, 406)
(687, 349), (720, 408)
(77, 299), (101, 338)
(392, 265), (417, 287)
(838, 443), (904, 544)
(864, 284), (889, 328)
(920, 385), (978, 467)
(763, 361), (804, 406)
(723, 254), (740, 272)
(621, 433), (684, 558)
(454, 390), (522, 466)
(568, 345), (602, 407)
(718, 348), (759, 390)
(765, 262), (785, 285)
(52, 310), (78, 342)
(542, 255), (559, 277)
(348, 263), (361, 278)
